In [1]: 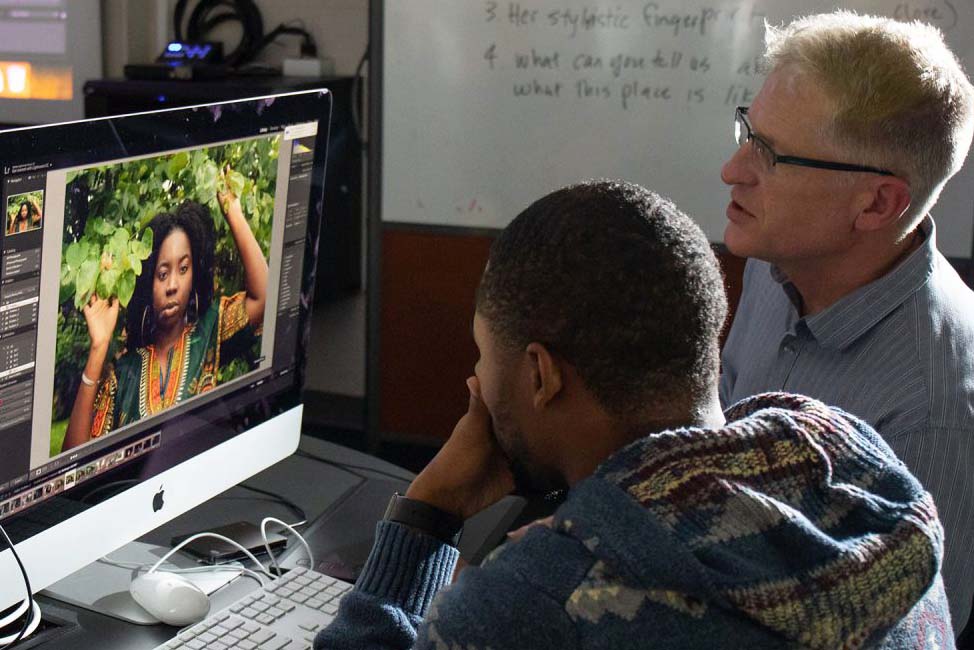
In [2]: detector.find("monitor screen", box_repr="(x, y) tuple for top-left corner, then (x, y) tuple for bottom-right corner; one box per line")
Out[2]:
(0, 0), (102, 125)
(0, 88), (331, 613)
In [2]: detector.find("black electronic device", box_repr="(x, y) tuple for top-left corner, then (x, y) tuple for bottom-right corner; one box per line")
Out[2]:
(125, 40), (230, 81)
(172, 521), (287, 564)
(159, 41), (224, 64)
(124, 62), (232, 82)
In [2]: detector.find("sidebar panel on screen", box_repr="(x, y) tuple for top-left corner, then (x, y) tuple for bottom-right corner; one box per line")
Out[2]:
(0, 172), (45, 489)
(272, 129), (316, 372)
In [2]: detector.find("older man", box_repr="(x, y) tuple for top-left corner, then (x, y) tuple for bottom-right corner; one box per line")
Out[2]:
(720, 11), (974, 630)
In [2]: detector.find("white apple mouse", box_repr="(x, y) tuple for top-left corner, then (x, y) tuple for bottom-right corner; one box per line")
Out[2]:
(129, 571), (210, 626)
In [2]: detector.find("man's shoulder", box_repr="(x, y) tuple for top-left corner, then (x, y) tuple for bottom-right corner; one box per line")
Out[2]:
(910, 254), (974, 372)
(839, 252), (974, 433)
(921, 253), (974, 325)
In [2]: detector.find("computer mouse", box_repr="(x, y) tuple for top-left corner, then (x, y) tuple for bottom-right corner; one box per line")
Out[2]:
(129, 571), (210, 627)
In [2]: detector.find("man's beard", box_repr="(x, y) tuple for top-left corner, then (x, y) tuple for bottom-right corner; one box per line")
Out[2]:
(508, 452), (544, 496)
(492, 411), (568, 498)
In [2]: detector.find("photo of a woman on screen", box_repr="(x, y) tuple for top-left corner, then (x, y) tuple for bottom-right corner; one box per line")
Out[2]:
(7, 194), (42, 235)
(62, 184), (268, 452)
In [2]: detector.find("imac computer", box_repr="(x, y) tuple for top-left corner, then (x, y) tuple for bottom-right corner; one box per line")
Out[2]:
(0, 89), (331, 622)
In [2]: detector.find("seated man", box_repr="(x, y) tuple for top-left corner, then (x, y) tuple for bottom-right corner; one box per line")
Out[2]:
(316, 180), (952, 649)
(719, 11), (974, 629)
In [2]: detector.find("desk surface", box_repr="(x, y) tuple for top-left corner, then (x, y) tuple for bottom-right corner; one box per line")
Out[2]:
(26, 436), (523, 649)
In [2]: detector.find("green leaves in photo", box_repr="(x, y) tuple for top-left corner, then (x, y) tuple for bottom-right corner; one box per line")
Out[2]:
(60, 223), (152, 309)
(52, 135), (280, 427)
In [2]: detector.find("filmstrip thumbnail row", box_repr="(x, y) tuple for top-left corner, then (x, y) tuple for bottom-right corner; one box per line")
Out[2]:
(0, 432), (161, 520)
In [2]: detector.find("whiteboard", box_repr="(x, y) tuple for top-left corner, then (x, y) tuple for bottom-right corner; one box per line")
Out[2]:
(379, 0), (974, 256)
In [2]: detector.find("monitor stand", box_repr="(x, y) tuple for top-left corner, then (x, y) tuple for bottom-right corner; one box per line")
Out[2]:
(40, 541), (234, 625)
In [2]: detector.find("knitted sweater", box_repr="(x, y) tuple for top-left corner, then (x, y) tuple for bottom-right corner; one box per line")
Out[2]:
(315, 393), (953, 649)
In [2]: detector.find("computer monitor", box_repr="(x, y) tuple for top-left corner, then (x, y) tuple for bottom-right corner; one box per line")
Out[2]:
(0, 0), (102, 126)
(0, 88), (331, 617)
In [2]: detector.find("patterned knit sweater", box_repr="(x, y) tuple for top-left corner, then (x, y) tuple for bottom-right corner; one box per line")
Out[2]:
(315, 393), (953, 649)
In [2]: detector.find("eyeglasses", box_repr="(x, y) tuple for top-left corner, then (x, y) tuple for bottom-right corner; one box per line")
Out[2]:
(734, 106), (894, 176)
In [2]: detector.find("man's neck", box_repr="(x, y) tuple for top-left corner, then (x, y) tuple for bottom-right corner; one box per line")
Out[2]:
(561, 388), (726, 486)
(776, 227), (923, 317)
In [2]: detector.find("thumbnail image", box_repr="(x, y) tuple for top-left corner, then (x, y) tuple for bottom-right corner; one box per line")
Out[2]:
(6, 190), (43, 236)
(50, 135), (280, 457)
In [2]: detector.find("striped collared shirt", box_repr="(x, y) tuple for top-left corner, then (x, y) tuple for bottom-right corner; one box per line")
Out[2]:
(720, 217), (974, 631)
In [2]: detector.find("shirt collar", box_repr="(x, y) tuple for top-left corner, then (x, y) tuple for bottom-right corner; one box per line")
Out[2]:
(770, 216), (936, 351)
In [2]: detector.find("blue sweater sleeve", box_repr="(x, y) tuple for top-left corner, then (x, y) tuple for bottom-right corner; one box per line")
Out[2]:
(314, 521), (577, 650)
(314, 521), (458, 650)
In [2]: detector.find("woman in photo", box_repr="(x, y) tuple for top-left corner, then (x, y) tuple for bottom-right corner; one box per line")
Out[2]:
(7, 196), (41, 234)
(62, 184), (268, 451)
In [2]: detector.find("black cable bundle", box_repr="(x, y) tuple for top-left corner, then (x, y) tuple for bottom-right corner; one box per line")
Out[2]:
(174, 0), (318, 70)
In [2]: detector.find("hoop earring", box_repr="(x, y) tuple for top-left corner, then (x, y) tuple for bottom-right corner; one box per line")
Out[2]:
(192, 291), (199, 322)
(141, 305), (151, 344)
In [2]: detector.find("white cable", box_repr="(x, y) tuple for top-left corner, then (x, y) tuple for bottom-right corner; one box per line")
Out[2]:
(0, 524), (36, 648)
(103, 514), (311, 599)
(148, 533), (275, 579)
(97, 557), (266, 587)
(0, 513), (308, 646)
(172, 565), (266, 587)
(0, 600), (40, 646)
(260, 517), (313, 576)
(0, 599), (28, 630)
(98, 556), (179, 571)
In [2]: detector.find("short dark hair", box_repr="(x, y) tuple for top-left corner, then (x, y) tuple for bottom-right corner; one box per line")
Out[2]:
(126, 200), (215, 348)
(476, 180), (727, 424)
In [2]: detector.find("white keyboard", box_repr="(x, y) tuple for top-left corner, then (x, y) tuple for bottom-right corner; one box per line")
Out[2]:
(154, 567), (352, 650)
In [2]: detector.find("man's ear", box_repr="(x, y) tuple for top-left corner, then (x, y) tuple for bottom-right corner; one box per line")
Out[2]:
(854, 176), (911, 233)
(525, 342), (563, 410)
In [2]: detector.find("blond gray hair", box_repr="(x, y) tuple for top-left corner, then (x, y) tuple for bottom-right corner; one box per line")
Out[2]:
(765, 11), (974, 226)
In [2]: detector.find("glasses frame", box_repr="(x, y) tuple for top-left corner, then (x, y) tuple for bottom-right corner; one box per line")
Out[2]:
(734, 106), (894, 176)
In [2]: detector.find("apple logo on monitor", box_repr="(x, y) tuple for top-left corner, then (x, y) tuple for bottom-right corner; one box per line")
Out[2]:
(152, 486), (165, 512)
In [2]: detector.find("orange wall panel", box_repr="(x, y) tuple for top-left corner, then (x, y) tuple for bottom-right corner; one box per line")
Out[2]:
(380, 229), (493, 441)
